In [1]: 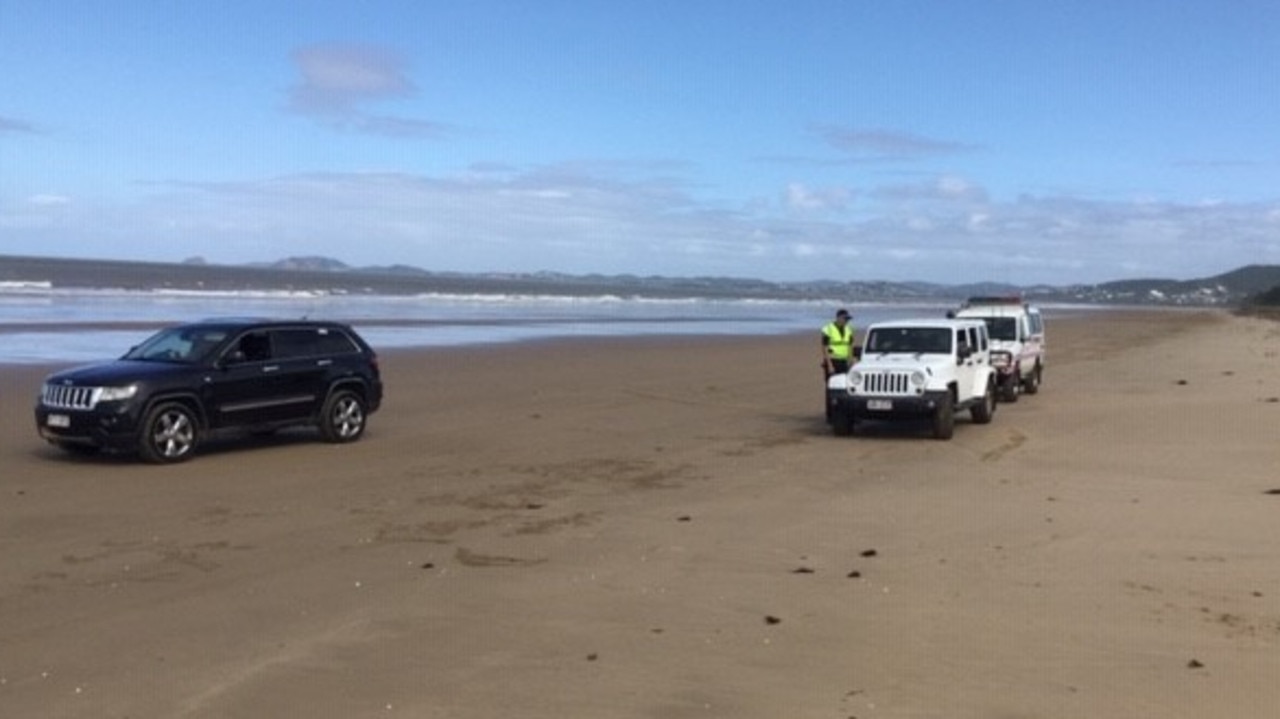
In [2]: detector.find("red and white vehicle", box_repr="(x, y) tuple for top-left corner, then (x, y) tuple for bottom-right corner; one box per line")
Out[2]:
(951, 297), (1045, 402)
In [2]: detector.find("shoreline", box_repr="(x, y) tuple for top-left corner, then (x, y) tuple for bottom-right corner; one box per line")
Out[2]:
(0, 305), (1213, 369)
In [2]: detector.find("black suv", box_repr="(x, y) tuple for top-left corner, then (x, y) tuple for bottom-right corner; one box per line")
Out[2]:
(34, 318), (383, 463)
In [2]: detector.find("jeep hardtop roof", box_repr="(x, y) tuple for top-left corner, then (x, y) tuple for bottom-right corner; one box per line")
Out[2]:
(956, 295), (1038, 311)
(955, 304), (1027, 318)
(963, 295), (1025, 305)
(866, 318), (987, 330)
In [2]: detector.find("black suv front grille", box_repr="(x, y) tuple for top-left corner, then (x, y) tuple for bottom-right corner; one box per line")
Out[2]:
(42, 384), (100, 410)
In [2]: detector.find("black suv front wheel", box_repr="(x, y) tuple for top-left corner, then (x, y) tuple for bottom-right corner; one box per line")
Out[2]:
(320, 389), (367, 443)
(139, 402), (199, 463)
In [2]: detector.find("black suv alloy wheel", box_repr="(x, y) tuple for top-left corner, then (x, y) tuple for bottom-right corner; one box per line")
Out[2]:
(140, 402), (199, 463)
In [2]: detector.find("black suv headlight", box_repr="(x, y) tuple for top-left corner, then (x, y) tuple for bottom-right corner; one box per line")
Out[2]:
(98, 385), (139, 402)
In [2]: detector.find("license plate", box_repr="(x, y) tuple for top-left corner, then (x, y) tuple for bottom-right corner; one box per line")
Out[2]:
(867, 399), (893, 411)
(47, 413), (71, 428)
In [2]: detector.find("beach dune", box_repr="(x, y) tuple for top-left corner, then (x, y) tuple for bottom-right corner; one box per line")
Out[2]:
(2, 309), (1279, 718)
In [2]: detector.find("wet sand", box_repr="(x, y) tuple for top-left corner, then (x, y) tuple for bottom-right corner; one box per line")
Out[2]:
(2, 309), (1279, 718)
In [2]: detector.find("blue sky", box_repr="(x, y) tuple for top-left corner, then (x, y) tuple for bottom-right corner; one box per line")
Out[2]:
(2, 1), (1278, 285)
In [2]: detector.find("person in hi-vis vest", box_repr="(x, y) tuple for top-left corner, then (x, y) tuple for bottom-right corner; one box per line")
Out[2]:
(820, 308), (855, 377)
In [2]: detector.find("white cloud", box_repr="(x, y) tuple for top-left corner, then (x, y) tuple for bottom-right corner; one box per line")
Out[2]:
(287, 44), (448, 138)
(0, 115), (37, 134)
(290, 45), (413, 112)
(873, 176), (989, 204)
(937, 176), (978, 199)
(812, 125), (977, 160)
(28, 194), (70, 206)
(785, 183), (852, 212)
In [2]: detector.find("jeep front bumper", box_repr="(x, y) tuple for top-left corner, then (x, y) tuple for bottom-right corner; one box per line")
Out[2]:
(827, 389), (950, 420)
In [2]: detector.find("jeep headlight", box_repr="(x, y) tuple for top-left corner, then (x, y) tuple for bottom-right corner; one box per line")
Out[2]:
(910, 371), (926, 387)
(97, 385), (138, 402)
(847, 369), (863, 387)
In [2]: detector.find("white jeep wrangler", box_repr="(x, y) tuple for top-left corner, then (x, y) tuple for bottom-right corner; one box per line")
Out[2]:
(951, 296), (1045, 402)
(826, 318), (997, 440)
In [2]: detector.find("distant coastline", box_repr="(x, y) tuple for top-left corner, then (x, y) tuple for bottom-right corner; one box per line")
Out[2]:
(3, 253), (1279, 306)
(0, 254), (851, 302)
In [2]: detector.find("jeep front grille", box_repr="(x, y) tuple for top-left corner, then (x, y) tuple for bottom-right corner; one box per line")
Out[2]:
(42, 384), (101, 410)
(861, 371), (912, 395)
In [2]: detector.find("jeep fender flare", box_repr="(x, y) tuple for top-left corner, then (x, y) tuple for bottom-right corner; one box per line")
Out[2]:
(977, 367), (998, 387)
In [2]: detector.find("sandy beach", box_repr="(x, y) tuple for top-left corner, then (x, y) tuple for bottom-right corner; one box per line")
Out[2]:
(2, 309), (1279, 718)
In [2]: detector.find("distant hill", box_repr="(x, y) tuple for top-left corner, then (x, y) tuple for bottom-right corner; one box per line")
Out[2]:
(2, 253), (1278, 306)
(265, 256), (352, 272)
(1250, 285), (1280, 305)
(1072, 264), (1280, 306)
(1213, 265), (1280, 295)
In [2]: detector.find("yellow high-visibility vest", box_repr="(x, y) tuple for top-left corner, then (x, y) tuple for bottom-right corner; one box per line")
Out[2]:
(823, 322), (853, 360)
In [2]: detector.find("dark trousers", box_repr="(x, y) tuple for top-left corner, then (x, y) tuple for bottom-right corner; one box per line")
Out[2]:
(822, 359), (849, 420)
(825, 359), (850, 377)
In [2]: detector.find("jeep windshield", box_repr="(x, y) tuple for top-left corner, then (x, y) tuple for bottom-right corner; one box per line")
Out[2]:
(123, 327), (229, 364)
(978, 317), (1018, 341)
(864, 327), (952, 354)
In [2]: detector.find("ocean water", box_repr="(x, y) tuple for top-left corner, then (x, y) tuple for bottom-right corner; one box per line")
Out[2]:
(0, 287), (952, 365)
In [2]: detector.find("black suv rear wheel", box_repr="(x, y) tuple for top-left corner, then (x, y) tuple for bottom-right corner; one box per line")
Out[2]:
(319, 389), (367, 443)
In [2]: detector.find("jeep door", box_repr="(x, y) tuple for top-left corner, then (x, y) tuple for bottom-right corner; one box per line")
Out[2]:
(956, 326), (985, 399)
(1025, 310), (1045, 364)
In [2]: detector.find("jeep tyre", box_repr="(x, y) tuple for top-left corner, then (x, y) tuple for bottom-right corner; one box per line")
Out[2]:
(932, 395), (955, 440)
(1001, 372), (1020, 403)
(1023, 363), (1042, 395)
(139, 402), (199, 463)
(320, 389), (367, 443)
(970, 380), (996, 424)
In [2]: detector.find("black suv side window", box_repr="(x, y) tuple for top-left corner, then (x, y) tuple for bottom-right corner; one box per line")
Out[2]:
(227, 331), (272, 363)
(314, 327), (360, 356)
(272, 327), (359, 359)
(272, 329), (319, 360)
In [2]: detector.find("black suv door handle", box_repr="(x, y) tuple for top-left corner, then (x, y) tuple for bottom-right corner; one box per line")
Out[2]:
(317, 359), (333, 367)
(262, 365), (280, 373)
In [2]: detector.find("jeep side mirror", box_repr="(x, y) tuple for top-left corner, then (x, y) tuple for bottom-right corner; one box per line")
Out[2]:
(957, 346), (971, 363)
(852, 346), (863, 360)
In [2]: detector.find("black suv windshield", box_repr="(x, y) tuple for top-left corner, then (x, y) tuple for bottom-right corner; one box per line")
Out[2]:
(865, 327), (953, 354)
(123, 327), (229, 364)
